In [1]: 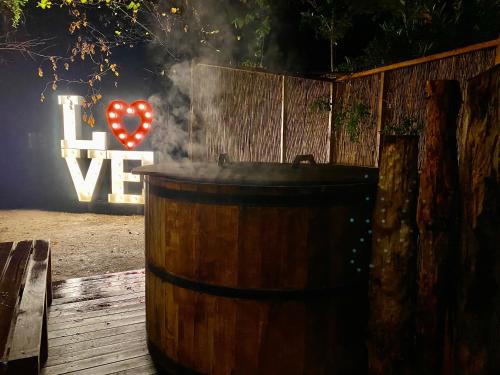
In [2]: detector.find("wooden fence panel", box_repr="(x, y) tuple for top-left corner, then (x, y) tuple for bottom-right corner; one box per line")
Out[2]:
(284, 77), (330, 163)
(190, 41), (498, 168)
(191, 65), (282, 162)
(384, 48), (496, 165)
(330, 75), (381, 167)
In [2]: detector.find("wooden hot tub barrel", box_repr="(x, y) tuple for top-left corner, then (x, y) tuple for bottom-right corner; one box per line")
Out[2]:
(135, 159), (378, 375)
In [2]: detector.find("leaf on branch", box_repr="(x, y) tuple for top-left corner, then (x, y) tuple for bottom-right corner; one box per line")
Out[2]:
(87, 113), (95, 127)
(38, 67), (44, 77)
(127, 1), (140, 12)
(37, 0), (52, 9)
(91, 95), (99, 104)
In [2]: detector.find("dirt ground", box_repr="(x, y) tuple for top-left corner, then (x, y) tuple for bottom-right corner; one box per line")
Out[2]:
(0, 209), (145, 281)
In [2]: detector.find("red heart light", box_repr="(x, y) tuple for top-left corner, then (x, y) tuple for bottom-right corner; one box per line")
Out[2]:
(106, 100), (153, 150)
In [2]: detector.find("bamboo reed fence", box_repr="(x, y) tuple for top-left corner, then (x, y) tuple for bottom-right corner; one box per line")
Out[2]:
(189, 38), (500, 167)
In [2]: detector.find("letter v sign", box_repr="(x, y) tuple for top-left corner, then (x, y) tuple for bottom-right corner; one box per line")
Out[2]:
(62, 149), (106, 202)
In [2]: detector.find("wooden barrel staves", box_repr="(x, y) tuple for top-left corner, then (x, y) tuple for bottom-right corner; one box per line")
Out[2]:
(135, 160), (378, 375)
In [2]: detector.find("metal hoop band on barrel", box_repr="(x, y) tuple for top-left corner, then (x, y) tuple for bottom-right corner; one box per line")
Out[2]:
(146, 263), (361, 301)
(148, 182), (374, 207)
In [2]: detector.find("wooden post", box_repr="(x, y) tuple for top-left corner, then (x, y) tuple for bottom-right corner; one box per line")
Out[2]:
(416, 80), (461, 374)
(368, 135), (419, 375)
(328, 81), (335, 163)
(280, 75), (286, 163)
(188, 60), (195, 160)
(375, 72), (385, 167)
(456, 65), (500, 374)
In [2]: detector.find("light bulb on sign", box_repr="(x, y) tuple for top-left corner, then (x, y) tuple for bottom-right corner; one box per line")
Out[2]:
(106, 99), (153, 150)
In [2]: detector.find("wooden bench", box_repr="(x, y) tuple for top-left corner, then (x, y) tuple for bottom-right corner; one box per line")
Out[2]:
(0, 240), (52, 375)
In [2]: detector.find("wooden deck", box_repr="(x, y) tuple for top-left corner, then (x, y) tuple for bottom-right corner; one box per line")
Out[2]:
(41, 269), (159, 375)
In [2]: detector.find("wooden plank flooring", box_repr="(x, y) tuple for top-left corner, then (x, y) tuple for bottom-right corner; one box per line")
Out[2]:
(42, 269), (159, 375)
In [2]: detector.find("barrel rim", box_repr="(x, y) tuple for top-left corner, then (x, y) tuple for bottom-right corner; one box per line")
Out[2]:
(147, 180), (376, 207)
(146, 174), (378, 188)
(134, 162), (378, 188)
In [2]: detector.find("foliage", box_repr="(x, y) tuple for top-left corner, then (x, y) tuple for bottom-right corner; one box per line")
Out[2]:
(310, 97), (372, 143)
(299, 0), (395, 71)
(2, 0), (29, 26)
(334, 101), (371, 142)
(300, 0), (352, 70)
(309, 97), (332, 113)
(338, 0), (500, 71)
(301, 0), (350, 43)
(232, 0), (271, 67)
(26, 0), (159, 123)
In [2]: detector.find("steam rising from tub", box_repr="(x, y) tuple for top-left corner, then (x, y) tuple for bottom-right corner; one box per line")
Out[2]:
(148, 61), (194, 164)
(148, 60), (230, 167)
(145, 3), (241, 167)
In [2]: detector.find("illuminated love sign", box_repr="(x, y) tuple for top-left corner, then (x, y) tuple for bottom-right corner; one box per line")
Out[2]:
(58, 95), (154, 204)
(106, 100), (153, 150)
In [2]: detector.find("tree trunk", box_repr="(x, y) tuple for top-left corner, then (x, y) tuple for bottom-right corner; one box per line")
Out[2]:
(416, 80), (461, 375)
(456, 65), (500, 375)
(368, 135), (419, 375)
